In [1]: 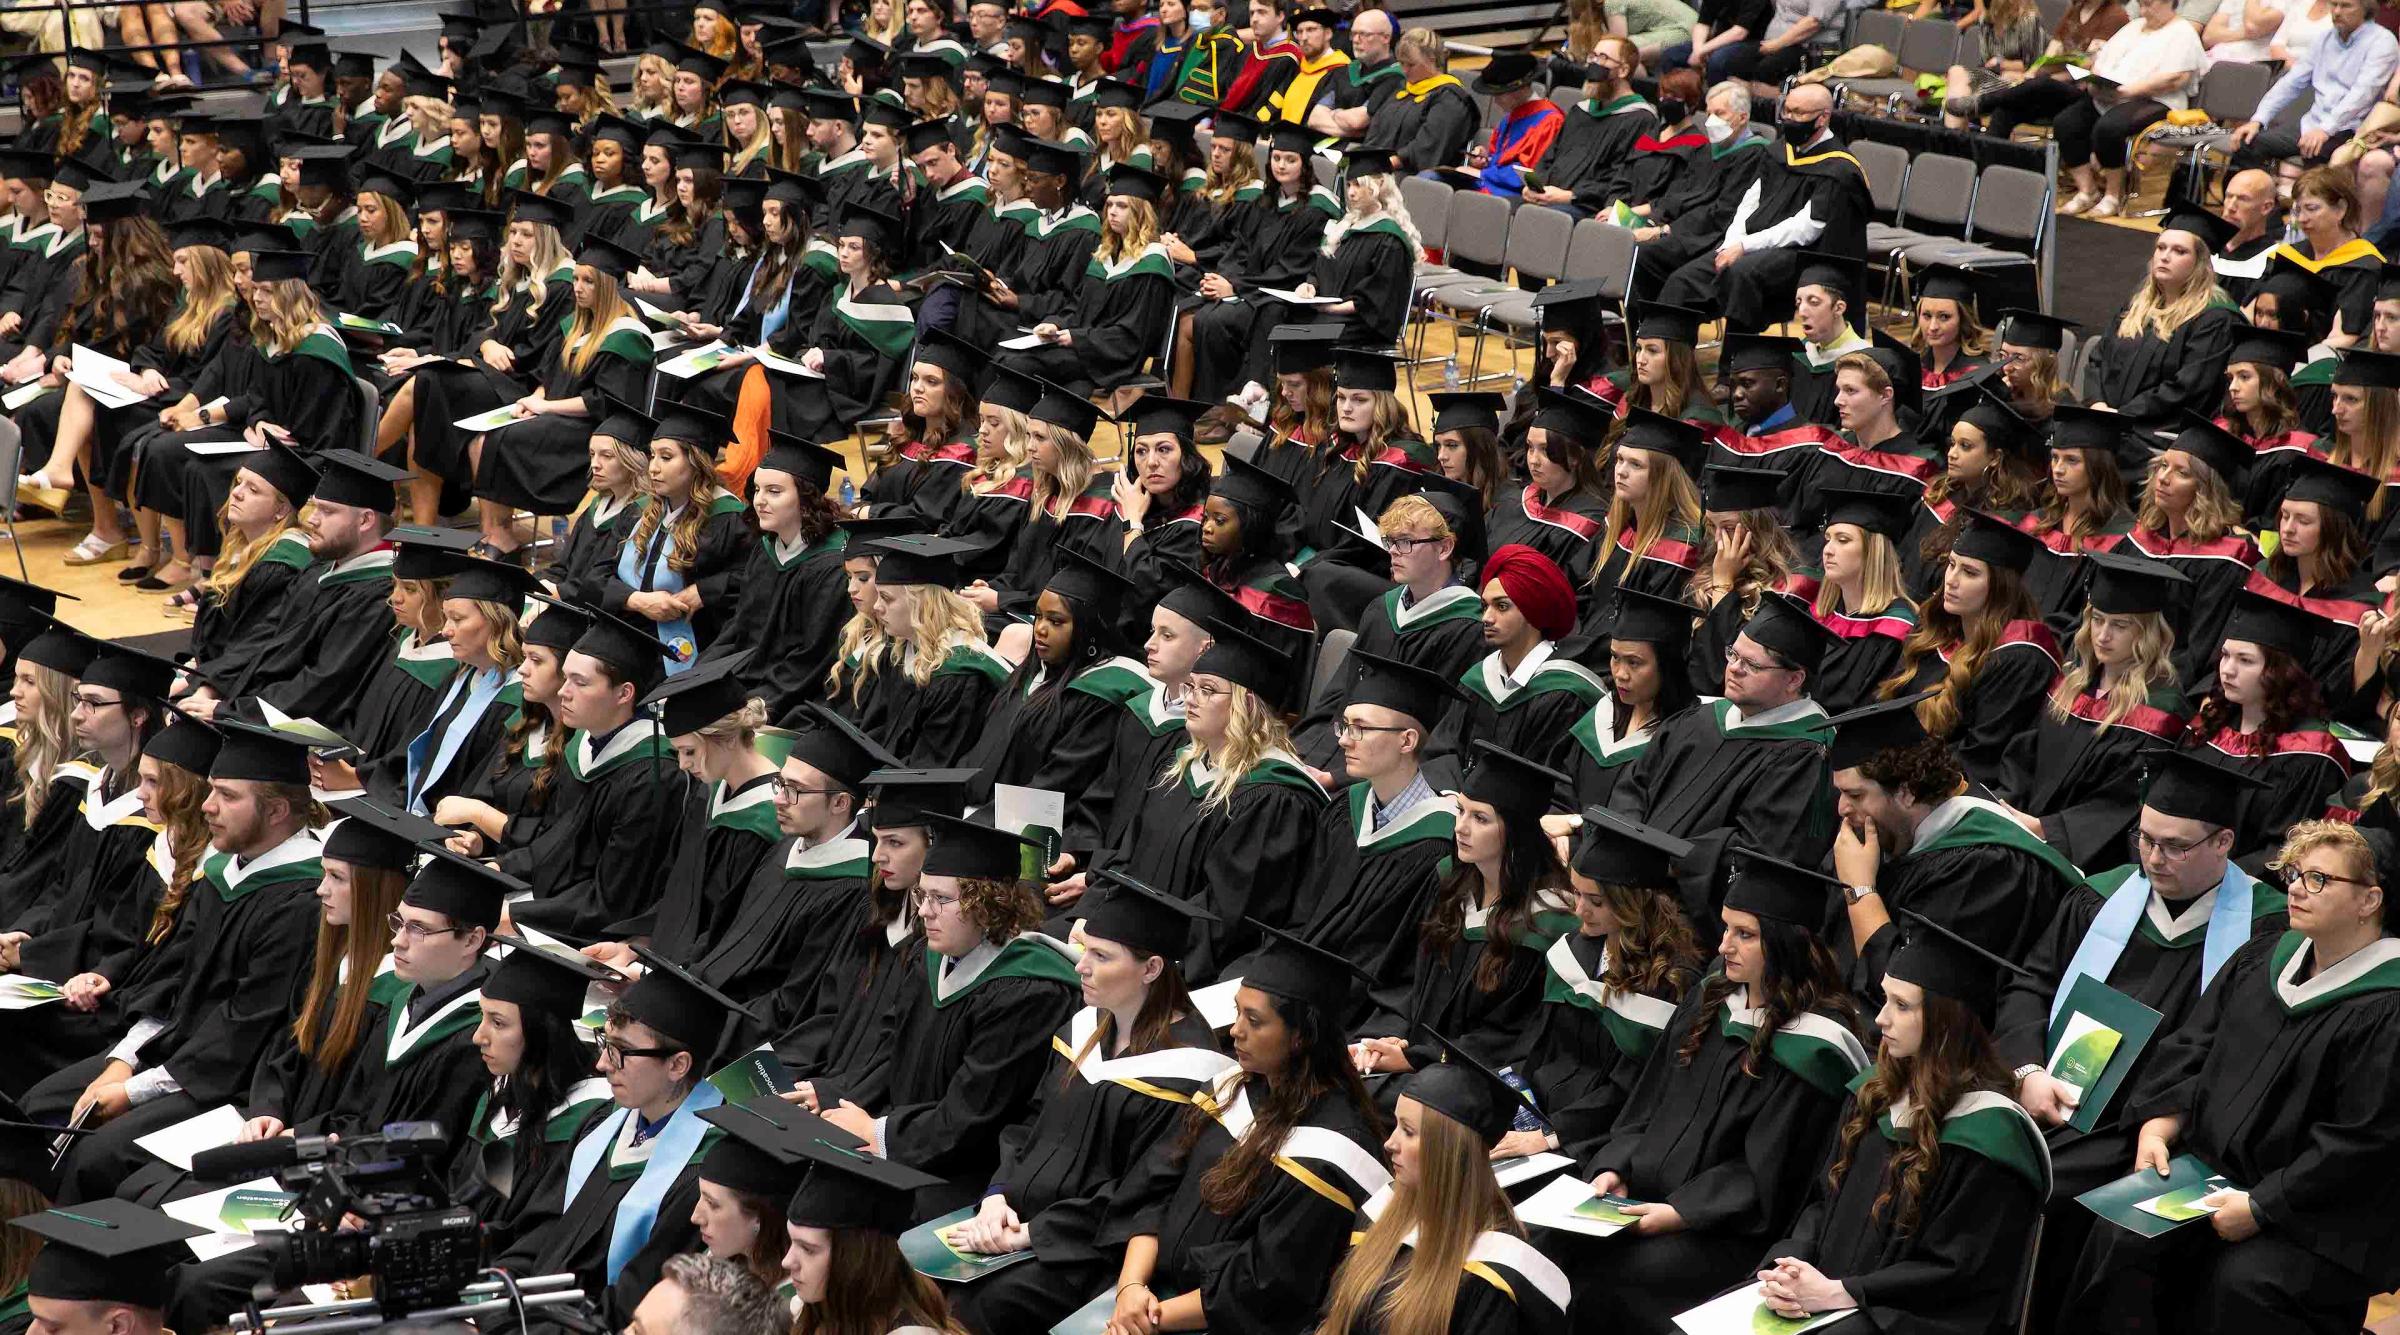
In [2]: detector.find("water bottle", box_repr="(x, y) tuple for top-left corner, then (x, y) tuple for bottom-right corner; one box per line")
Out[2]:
(839, 477), (857, 508)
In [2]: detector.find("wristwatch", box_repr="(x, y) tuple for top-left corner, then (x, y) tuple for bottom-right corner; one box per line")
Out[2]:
(2013, 1063), (2045, 1083)
(1841, 883), (1878, 905)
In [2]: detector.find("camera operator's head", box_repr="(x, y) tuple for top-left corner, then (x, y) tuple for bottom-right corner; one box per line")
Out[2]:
(622, 1252), (785, 1335)
(600, 948), (746, 1121)
(389, 846), (510, 989)
(14, 1198), (207, 1335)
(201, 719), (319, 859)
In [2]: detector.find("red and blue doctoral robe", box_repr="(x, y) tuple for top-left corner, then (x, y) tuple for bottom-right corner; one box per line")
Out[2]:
(1477, 98), (1565, 198)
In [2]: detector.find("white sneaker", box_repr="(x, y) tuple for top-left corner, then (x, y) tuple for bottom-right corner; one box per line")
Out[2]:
(2088, 195), (2123, 218)
(2059, 191), (2097, 216)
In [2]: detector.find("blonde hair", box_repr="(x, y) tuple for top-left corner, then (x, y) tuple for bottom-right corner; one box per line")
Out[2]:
(1397, 26), (1446, 69)
(1318, 1108), (1520, 1335)
(730, 105), (776, 173)
(462, 598), (528, 672)
(1322, 173), (1422, 256)
(1377, 494), (1452, 542)
(2269, 819), (2376, 887)
(1165, 684), (1292, 812)
(560, 266), (638, 376)
(255, 278), (328, 353)
(1095, 105), (1148, 167)
(2048, 608), (2176, 728)
(694, 697), (769, 742)
(887, 584), (990, 684)
(496, 221), (571, 316)
(358, 191), (411, 247)
(1693, 508), (1797, 619)
(632, 54), (676, 116)
(1096, 196), (1161, 265)
(969, 407), (1033, 489)
(207, 505), (303, 600)
(2329, 386), (2400, 521)
(2136, 450), (2243, 544)
(165, 245), (237, 355)
(2118, 263), (2225, 342)
(1592, 452), (1702, 588)
(12, 663), (72, 830)
(1033, 423), (1096, 519)
(1813, 527), (1907, 619)
(405, 94), (453, 140)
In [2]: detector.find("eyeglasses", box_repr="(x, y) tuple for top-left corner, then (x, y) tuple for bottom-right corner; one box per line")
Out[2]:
(772, 777), (838, 801)
(1186, 680), (1230, 700)
(2281, 865), (2370, 895)
(1383, 535), (1443, 553)
(912, 888), (961, 913)
(1724, 647), (1792, 676)
(1334, 719), (1411, 740)
(2129, 830), (2210, 861)
(595, 1036), (683, 1067)
(386, 912), (468, 941)
(69, 693), (125, 712)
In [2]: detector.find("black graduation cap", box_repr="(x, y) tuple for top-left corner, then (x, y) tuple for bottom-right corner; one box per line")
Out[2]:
(835, 199), (903, 254)
(49, 157), (115, 196)
(18, 621), (95, 678)
(167, 216), (238, 253)
(1017, 77), (1070, 110)
(1815, 487), (1911, 544)
(573, 601), (680, 693)
(576, 231), (646, 281)
(1860, 331), (1924, 419)
(1950, 509), (2044, 575)
(506, 187), (578, 233)
(1017, 133), (1084, 180)
(1084, 867), (1211, 960)
(905, 328), (984, 388)
(671, 140), (734, 174)
(210, 716), (312, 785)
(1887, 907), (2029, 1014)
(435, 8), (481, 39)
(398, 60), (449, 99)
(695, 1100), (817, 1199)
(1994, 308), (2075, 353)
(1428, 391), (1505, 435)
(845, 31), (894, 68)
(404, 842), (519, 930)
(1047, 543), (1136, 623)
(1739, 589), (1836, 676)
(2160, 199), (2239, 254)
(1609, 587), (1697, 649)
(485, 931), (623, 1021)
(1124, 392), (1208, 444)
(80, 641), (178, 701)
(981, 360), (1045, 415)
(860, 97), (914, 135)
(1157, 560), (1246, 628)
(862, 766), (974, 830)
(433, 551), (537, 607)
(1459, 739), (1567, 828)
(356, 168), (417, 211)
(80, 179), (148, 224)
(0, 574), (71, 632)
(1471, 49), (1542, 94)
(2253, 258), (2339, 338)
(1213, 450), (1297, 512)
(450, 208), (505, 245)
(2048, 402), (2127, 458)
(919, 810), (1040, 879)
(17, 1198), (208, 1309)
(1405, 1026), (1540, 1146)
(1572, 805), (1690, 887)
(763, 167), (823, 215)
(1414, 472), (1489, 571)
(726, 177), (773, 223)
(390, 522), (485, 580)
(2165, 410), (2251, 487)
(2082, 548), (2189, 619)
(1702, 465), (1783, 514)
(143, 706), (220, 774)
(652, 399), (733, 454)
(2333, 347), (2400, 390)
(675, 45), (730, 81)
(1913, 262), (1981, 312)
(624, 941), (756, 1057)
(634, 650), (756, 738)
(1340, 143), (1395, 183)
(1334, 346), (1402, 394)
(1722, 844), (1839, 926)
(1103, 161), (1168, 204)
(784, 700), (902, 792)
(2223, 322), (2313, 375)
(895, 51), (962, 89)
(784, 1136), (942, 1232)
(2381, 261), (2400, 303)
(591, 392), (657, 450)
(903, 115), (958, 157)
(1343, 648), (1457, 728)
(2221, 586), (2321, 661)
(0, 149), (51, 182)
(523, 596), (593, 652)
(323, 793), (449, 871)
(1617, 406), (1708, 481)
(2137, 746), (2269, 829)
(1268, 322), (1342, 375)
(1031, 379), (1107, 439)
(284, 41), (334, 73)
(1824, 690), (1933, 772)
(1191, 614), (1288, 698)
(867, 533), (979, 586)
(313, 450), (409, 512)
(800, 85), (861, 125)
(1722, 332), (1800, 376)
(584, 114), (648, 157)
(1631, 300), (1704, 347)
(756, 434), (846, 494)
(1958, 383), (2041, 463)
(285, 142), (354, 191)
(717, 77), (767, 109)
(1531, 385), (1613, 443)
(1244, 917), (1376, 1016)
(2282, 454), (2379, 527)
(248, 249), (315, 284)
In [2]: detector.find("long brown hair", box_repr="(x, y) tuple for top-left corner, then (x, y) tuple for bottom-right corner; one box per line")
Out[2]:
(0, 1176), (45, 1293)
(1177, 989), (1379, 1215)
(2193, 643), (2325, 742)
(792, 1229), (963, 1335)
(1825, 989), (2012, 1237)
(1422, 816), (1569, 993)
(293, 861), (410, 1072)
(1584, 879), (1705, 997)
(143, 755), (215, 945)
(1060, 950), (1197, 1090)
(628, 437), (732, 575)
(54, 215), (178, 356)
(1675, 914), (1861, 1077)
(164, 242), (237, 355)
(1878, 558), (2042, 736)
(2029, 446), (2129, 544)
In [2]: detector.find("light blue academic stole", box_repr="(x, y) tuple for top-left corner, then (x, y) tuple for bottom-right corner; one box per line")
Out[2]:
(2050, 863), (2254, 1025)
(563, 1080), (724, 1282)
(403, 666), (513, 814)
(613, 508), (697, 674)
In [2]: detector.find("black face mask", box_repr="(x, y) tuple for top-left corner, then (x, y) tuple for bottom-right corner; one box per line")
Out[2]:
(1658, 97), (1689, 125)
(1778, 117), (1818, 145)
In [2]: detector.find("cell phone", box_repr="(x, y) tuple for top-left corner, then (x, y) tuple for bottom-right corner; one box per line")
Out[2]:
(1522, 170), (1546, 192)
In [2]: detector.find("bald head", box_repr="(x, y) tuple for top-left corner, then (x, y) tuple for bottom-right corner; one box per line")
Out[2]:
(2221, 169), (2279, 243)
(1784, 84), (1832, 118)
(1351, 6), (1393, 61)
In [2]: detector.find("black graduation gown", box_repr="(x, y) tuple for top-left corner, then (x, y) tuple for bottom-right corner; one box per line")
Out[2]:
(408, 269), (576, 489)
(860, 437), (976, 531)
(1186, 185), (1340, 398)
(1430, 648), (1608, 781)
(2071, 930), (2400, 1332)
(1842, 797), (2083, 1006)
(1487, 485), (1609, 595)
(1292, 585), (1486, 774)
(2082, 298), (2239, 431)
(1996, 686), (2191, 873)
(813, 934), (1081, 1215)
(1359, 893), (1572, 1082)
(776, 900), (924, 1082)
(343, 631), (456, 765)
(871, 638), (1011, 769)
(9, 770), (165, 992)
(706, 526), (852, 725)
(599, 495), (751, 657)
(992, 244), (1177, 394)
(1768, 1091), (2046, 1335)
(473, 318), (657, 513)
(234, 549), (398, 741)
(1574, 980), (1866, 1335)
(1607, 698), (1834, 871)
(2112, 526), (2263, 692)
(1113, 504), (1206, 645)
(1810, 598), (1916, 718)
(951, 203), (1101, 352)
(548, 494), (636, 610)
(1523, 931), (1685, 1166)
(963, 656), (1151, 859)
(445, 1078), (615, 1259)
(1373, 78), (1480, 174)
(1288, 788), (1453, 1021)
(501, 723), (691, 942)
(491, 1093), (717, 1322)
(1088, 752), (1328, 984)
(1091, 684), (1190, 859)
(2189, 721), (2353, 862)
(691, 829), (872, 1036)
(639, 774), (782, 954)
(0, 769), (90, 932)
(1097, 1082), (1388, 1335)
(760, 278), (917, 444)
(1552, 693), (1660, 817)
(1895, 626), (2061, 790)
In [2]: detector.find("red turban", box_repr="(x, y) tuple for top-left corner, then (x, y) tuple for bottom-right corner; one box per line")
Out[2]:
(1481, 543), (1576, 641)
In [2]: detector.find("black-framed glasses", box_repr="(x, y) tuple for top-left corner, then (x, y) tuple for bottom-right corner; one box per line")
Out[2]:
(69, 692), (124, 712)
(596, 1036), (683, 1066)
(2129, 830), (2208, 861)
(1383, 534), (1442, 553)
(1334, 719), (1412, 741)
(1724, 647), (1793, 676)
(386, 912), (467, 941)
(772, 777), (838, 801)
(2282, 866), (2370, 895)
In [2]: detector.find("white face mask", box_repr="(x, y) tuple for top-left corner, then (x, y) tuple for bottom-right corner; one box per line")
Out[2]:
(1704, 114), (1734, 144)
(1190, 7), (1216, 26)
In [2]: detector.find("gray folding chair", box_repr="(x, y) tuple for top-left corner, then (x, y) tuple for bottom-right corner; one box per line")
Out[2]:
(1868, 153), (1978, 301)
(1841, 18), (1960, 105)
(1411, 190), (1514, 364)
(1309, 627), (1358, 707)
(1427, 203), (1576, 383)
(1899, 164), (2051, 278)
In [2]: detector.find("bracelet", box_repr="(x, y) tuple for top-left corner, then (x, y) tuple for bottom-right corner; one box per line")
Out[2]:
(1118, 1282), (1150, 1296)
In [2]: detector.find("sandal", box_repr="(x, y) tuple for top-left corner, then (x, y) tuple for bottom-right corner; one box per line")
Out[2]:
(61, 533), (128, 566)
(117, 546), (162, 582)
(14, 476), (68, 515)
(163, 588), (201, 618)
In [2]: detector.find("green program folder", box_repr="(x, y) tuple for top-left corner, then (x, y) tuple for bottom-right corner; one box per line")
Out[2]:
(2043, 975), (2164, 1133)
(900, 1206), (1037, 1282)
(2076, 1154), (2230, 1238)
